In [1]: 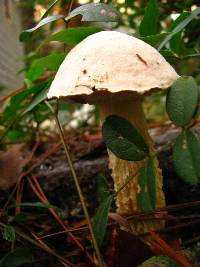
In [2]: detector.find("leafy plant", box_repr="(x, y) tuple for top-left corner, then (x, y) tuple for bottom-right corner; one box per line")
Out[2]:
(166, 77), (199, 126)
(102, 115), (149, 161)
(136, 158), (157, 212)
(166, 76), (200, 185)
(140, 255), (181, 267)
(1, 225), (16, 243)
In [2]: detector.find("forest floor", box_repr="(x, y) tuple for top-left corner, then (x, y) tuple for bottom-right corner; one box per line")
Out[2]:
(1, 123), (200, 266)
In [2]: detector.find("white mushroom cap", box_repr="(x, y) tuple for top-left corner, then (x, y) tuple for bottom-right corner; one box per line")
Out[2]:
(47, 31), (179, 103)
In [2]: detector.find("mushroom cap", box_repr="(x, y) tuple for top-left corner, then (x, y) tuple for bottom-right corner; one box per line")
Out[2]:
(47, 31), (179, 103)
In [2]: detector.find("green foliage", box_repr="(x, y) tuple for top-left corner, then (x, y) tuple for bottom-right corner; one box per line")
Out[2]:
(139, 0), (159, 37)
(166, 77), (200, 185)
(27, 53), (65, 82)
(140, 33), (169, 48)
(22, 79), (52, 115)
(93, 195), (113, 247)
(40, 26), (102, 47)
(96, 174), (111, 203)
(158, 7), (200, 51)
(166, 77), (199, 126)
(140, 255), (181, 267)
(20, 3), (119, 42)
(1, 225), (16, 243)
(102, 115), (149, 161)
(0, 247), (34, 267)
(136, 158), (156, 213)
(65, 3), (120, 22)
(173, 129), (200, 185)
(20, 15), (64, 41)
(169, 12), (190, 54)
(7, 129), (29, 142)
(2, 80), (50, 125)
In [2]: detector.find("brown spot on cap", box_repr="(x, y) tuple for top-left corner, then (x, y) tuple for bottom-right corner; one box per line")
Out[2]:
(136, 53), (148, 66)
(82, 69), (87, 74)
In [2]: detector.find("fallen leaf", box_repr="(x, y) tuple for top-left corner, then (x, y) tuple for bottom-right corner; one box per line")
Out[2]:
(0, 144), (25, 190)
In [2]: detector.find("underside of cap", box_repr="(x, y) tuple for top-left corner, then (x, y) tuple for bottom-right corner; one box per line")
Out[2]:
(47, 31), (179, 103)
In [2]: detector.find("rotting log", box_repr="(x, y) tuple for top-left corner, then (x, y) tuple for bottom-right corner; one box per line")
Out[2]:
(35, 123), (200, 208)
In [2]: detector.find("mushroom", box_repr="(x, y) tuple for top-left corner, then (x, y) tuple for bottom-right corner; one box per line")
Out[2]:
(47, 31), (179, 234)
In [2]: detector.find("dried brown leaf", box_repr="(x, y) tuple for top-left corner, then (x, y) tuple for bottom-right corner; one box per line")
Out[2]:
(0, 144), (25, 190)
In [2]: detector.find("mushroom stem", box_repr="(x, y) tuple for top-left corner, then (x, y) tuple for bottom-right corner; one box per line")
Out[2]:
(98, 94), (165, 234)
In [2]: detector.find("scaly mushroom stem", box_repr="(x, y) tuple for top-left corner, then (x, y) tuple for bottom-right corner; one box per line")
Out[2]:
(98, 94), (165, 234)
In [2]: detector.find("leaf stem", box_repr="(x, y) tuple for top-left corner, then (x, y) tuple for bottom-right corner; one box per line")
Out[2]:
(114, 170), (139, 196)
(45, 100), (104, 267)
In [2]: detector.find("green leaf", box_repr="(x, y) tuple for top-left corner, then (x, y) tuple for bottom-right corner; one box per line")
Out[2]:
(136, 158), (156, 213)
(166, 77), (199, 126)
(40, 26), (102, 48)
(96, 174), (111, 203)
(160, 49), (179, 59)
(158, 7), (200, 51)
(146, 159), (156, 209)
(93, 195), (113, 247)
(19, 15), (64, 42)
(139, 0), (159, 37)
(2, 80), (50, 125)
(25, 66), (43, 82)
(102, 115), (149, 161)
(23, 79), (52, 115)
(140, 255), (181, 267)
(31, 53), (65, 71)
(173, 130), (200, 185)
(8, 202), (62, 212)
(26, 53), (65, 81)
(7, 129), (29, 142)
(169, 12), (189, 54)
(136, 192), (154, 213)
(0, 247), (33, 267)
(65, 3), (120, 22)
(140, 33), (169, 47)
(1, 226), (15, 242)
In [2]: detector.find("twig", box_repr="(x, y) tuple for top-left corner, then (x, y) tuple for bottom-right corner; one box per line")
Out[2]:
(3, 142), (61, 210)
(45, 100), (105, 267)
(15, 179), (24, 214)
(149, 232), (192, 267)
(115, 171), (139, 196)
(27, 174), (95, 265)
(124, 200), (200, 220)
(38, 213), (200, 241)
(159, 219), (200, 234)
(31, 231), (74, 267)
(183, 235), (200, 245)
(67, 0), (75, 14)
